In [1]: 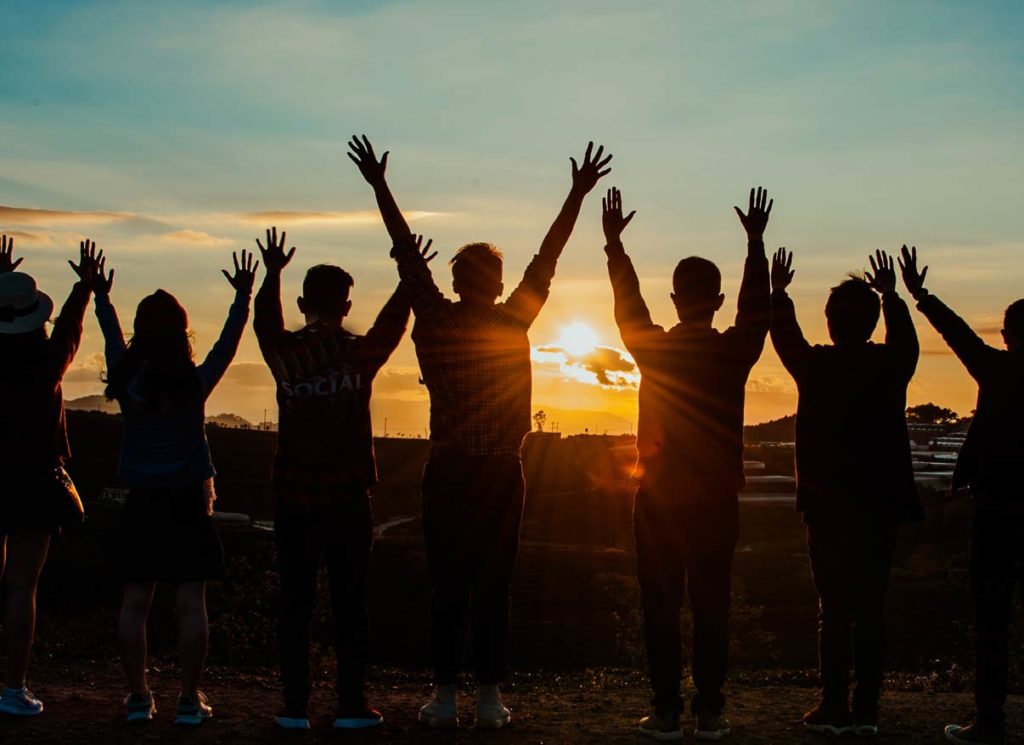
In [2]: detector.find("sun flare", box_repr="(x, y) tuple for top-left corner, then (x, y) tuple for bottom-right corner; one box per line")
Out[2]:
(556, 321), (600, 358)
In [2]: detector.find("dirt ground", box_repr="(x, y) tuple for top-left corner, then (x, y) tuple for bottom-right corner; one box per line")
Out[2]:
(1, 663), (1021, 744)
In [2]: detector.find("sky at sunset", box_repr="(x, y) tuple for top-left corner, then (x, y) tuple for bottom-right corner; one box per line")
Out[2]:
(3, 0), (1023, 433)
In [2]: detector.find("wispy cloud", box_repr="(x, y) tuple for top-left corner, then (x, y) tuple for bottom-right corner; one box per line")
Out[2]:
(532, 343), (639, 389)
(234, 210), (449, 226)
(159, 229), (234, 248)
(0, 205), (161, 227)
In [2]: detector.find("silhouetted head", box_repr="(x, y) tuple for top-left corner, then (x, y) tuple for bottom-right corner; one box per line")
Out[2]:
(1002, 299), (1024, 352)
(298, 264), (353, 324)
(671, 257), (725, 326)
(825, 276), (880, 344)
(450, 243), (504, 307)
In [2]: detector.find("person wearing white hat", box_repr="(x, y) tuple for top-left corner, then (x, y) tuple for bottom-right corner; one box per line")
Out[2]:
(0, 235), (103, 718)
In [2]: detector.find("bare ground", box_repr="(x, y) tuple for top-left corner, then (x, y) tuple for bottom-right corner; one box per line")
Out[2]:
(1, 663), (1022, 744)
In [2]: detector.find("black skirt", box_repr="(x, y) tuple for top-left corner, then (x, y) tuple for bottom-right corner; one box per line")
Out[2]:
(0, 466), (67, 536)
(117, 482), (224, 582)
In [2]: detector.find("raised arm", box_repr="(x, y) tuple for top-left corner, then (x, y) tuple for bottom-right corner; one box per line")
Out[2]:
(50, 239), (101, 376)
(81, 242), (128, 369)
(198, 250), (257, 396)
(899, 244), (997, 382)
(601, 187), (663, 361)
(866, 248), (918, 380)
(349, 135), (412, 242)
(727, 187), (772, 362)
(769, 247), (812, 381)
(504, 142), (613, 327)
(253, 226), (295, 350)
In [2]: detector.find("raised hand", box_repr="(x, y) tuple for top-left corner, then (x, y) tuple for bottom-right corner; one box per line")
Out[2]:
(256, 226), (296, 274)
(865, 249), (897, 295)
(222, 249), (259, 294)
(734, 186), (773, 241)
(602, 187), (636, 244)
(0, 235), (23, 273)
(772, 247), (795, 292)
(68, 239), (104, 285)
(570, 141), (613, 196)
(348, 134), (389, 187)
(897, 244), (928, 300)
(91, 254), (115, 296)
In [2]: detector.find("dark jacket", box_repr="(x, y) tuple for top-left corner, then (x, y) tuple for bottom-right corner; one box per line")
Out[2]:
(606, 240), (770, 500)
(255, 272), (408, 503)
(917, 293), (1024, 505)
(770, 288), (923, 525)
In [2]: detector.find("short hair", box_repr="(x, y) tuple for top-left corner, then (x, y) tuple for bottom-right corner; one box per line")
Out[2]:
(302, 264), (354, 316)
(825, 275), (880, 343)
(449, 243), (503, 287)
(1004, 299), (1024, 340)
(672, 256), (722, 308)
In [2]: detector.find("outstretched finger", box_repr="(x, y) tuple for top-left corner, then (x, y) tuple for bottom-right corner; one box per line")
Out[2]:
(361, 134), (375, 157)
(584, 141), (593, 163)
(623, 210), (636, 228)
(256, 238), (266, 254)
(595, 154), (613, 170)
(569, 157), (578, 174)
(279, 231), (287, 249)
(222, 269), (232, 284)
(920, 266), (928, 285)
(766, 198), (774, 216)
(286, 246), (297, 263)
(748, 187), (755, 214)
(233, 252), (241, 274)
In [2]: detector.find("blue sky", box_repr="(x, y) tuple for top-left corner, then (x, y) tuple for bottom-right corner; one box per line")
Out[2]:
(3, 0), (1023, 429)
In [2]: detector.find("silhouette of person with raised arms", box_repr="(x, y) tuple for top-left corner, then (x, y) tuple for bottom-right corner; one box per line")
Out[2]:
(0, 236), (99, 718)
(770, 247), (922, 738)
(603, 186), (771, 741)
(349, 135), (611, 729)
(253, 227), (429, 732)
(898, 246), (1024, 745)
(89, 247), (256, 726)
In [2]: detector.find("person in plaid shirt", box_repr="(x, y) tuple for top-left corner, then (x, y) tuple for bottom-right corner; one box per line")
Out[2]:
(349, 135), (612, 729)
(253, 226), (429, 732)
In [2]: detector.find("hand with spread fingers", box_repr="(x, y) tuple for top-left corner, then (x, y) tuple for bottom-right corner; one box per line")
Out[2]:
(734, 186), (773, 242)
(866, 249), (897, 295)
(602, 187), (636, 245)
(772, 247), (795, 292)
(222, 249), (259, 294)
(570, 141), (613, 196)
(348, 134), (389, 187)
(256, 226), (297, 275)
(897, 244), (928, 301)
(0, 234), (23, 273)
(68, 239), (105, 286)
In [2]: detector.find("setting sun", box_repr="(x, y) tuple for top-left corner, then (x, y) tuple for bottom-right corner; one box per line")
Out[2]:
(556, 321), (600, 358)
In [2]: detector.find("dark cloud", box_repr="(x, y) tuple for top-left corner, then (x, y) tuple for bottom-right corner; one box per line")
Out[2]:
(535, 344), (639, 389)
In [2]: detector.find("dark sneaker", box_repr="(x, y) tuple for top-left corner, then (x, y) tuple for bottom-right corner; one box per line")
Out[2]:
(335, 702), (384, 730)
(944, 722), (1005, 745)
(803, 703), (854, 737)
(274, 707), (311, 730)
(174, 690), (212, 726)
(853, 704), (878, 737)
(695, 712), (732, 741)
(638, 710), (684, 741)
(0, 687), (44, 716)
(124, 691), (156, 723)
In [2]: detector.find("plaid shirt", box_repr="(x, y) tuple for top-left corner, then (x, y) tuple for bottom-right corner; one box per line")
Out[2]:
(254, 272), (409, 504)
(394, 242), (555, 456)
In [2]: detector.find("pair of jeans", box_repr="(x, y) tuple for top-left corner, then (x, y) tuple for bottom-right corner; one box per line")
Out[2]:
(970, 506), (1024, 734)
(421, 452), (525, 685)
(274, 495), (373, 710)
(634, 487), (739, 716)
(806, 516), (896, 713)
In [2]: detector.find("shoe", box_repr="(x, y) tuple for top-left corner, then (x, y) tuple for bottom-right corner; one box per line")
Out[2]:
(335, 702), (384, 730)
(274, 707), (311, 730)
(695, 711), (732, 741)
(944, 722), (1005, 745)
(853, 705), (878, 737)
(124, 691), (156, 723)
(0, 687), (44, 716)
(418, 685), (458, 728)
(803, 703), (854, 737)
(638, 710), (684, 741)
(475, 689), (511, 730)
(174, 690), (212, 725)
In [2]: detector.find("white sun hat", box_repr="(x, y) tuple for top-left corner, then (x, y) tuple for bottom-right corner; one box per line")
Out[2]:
(0, 272), (54, 334)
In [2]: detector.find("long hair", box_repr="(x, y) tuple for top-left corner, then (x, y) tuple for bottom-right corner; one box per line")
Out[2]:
(104, 290), (200, 410)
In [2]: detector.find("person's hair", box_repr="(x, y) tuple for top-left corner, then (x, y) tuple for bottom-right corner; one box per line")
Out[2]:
(1004, 299), (1024, 341)
(672, 256), (722, 314)
(449, 243), (503, 289)
(302, 264), (354, 317)
(825, 275), (880, 344)
(104, 290), (199, 409)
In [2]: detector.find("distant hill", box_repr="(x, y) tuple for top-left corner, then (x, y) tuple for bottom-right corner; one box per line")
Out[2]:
(744, 414), (796, 443)
(207, 412), (255, 428)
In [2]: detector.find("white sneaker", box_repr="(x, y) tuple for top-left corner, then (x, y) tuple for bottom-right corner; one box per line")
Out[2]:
(476, 686), (511, 730)
(418, 685), (458, 728)
(0, 687), (44, 716)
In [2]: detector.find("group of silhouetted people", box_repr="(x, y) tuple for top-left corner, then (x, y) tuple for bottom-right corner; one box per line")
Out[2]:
(0, 138), (1020, 745)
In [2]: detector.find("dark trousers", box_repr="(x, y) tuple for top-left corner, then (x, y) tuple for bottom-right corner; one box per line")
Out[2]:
(970, 507), (1024, 733)
(274, 496), (373, 710)
(421, 452), (525, 685)
(806, 517), (895, 712)
(634, 487), (739, 716)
